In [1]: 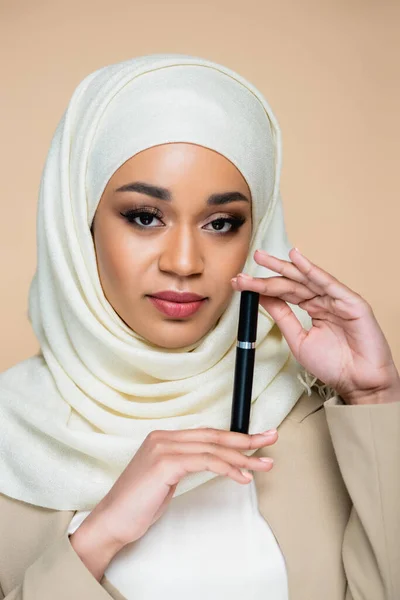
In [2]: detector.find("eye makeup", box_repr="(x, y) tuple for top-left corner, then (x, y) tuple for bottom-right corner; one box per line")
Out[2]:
(119, 205), (247, 234)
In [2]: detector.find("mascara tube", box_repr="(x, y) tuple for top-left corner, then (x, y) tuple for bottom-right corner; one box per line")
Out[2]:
(230, 291), (260, 434)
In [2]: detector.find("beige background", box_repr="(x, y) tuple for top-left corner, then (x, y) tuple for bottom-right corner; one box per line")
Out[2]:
(0, 0), (399, 372)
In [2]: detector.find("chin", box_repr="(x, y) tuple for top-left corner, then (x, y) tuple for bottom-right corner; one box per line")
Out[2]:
(141, 321), (211, 350)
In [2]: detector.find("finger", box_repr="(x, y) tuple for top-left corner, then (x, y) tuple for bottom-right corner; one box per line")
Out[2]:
(234, 273), (317, 305)
(288, 248), (359, 303)
(258, 295), (308, 356)
(162, 453), (273, 487)
(253, 249), (325, 296)
(298, 299), (344, 326)
(147, 427), (277, 451)
(254, 250), (310, 285)
(298, 295), (344, 317)
(150, 440), (276, 471)
(299, 289), (369, 321)
(158, 453), (253, 486)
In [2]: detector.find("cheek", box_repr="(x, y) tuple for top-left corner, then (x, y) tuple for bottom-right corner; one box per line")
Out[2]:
(209, 239), (250, 292)
(224, 239), (251, 275)
(95, 229), (140, 290)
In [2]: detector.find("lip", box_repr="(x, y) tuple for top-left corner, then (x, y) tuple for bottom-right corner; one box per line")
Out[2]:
(147, 291), (207, 318)
(150, 291), (206, 302)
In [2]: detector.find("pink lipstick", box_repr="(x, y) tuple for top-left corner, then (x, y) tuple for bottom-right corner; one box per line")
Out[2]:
(147, 291), (207, 318)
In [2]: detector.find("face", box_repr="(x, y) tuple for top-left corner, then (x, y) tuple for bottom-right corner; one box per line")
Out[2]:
(91, 142), (252, 349)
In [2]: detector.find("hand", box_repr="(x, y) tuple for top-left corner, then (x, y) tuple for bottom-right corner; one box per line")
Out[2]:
(72, 427), (277, 555)
(232, 248), (400, 405)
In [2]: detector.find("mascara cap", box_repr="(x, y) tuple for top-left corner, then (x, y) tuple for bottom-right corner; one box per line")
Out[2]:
(237, 291), (259, 342)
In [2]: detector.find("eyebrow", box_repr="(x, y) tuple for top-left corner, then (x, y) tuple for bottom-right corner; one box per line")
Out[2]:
(115, 181), (250, 205)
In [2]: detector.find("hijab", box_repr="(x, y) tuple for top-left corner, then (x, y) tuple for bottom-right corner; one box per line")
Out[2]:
(0, 53), (332, 510)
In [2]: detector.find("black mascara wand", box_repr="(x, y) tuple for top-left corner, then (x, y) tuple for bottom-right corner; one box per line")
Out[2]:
(230, 291), (260, 434)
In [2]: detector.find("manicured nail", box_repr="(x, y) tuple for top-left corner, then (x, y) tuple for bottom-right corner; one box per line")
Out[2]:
(261, 429), (277, 436)
(293, 247), (301, 254)
(242, 470), (254, 479)
(238, 272), (253, 280)
(259, 457), (274, 464)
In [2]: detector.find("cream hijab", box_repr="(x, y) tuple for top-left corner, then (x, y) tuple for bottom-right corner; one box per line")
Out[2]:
(0, 54), (330, 511)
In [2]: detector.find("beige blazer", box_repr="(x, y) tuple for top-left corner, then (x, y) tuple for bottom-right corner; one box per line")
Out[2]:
(0, 389), (399, 600)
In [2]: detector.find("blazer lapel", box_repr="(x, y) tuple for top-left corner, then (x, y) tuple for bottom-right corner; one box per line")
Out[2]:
(253, 390), (352, 600)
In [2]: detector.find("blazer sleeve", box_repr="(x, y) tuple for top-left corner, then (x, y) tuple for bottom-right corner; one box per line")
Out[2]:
(324, 396), (400, 600)
(0, 531), (126, 600)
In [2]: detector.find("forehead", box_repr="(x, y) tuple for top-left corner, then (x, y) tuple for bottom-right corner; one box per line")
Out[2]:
(107, 143), (252, 197)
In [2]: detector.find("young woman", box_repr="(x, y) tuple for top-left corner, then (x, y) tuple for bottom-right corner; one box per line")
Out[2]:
(0, 53), (398, 600)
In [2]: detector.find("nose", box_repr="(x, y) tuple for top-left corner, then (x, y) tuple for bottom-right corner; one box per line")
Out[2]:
(158, 224), (204, 277)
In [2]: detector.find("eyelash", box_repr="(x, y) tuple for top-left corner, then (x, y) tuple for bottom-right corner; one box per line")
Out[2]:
(120, 206), (246, 234)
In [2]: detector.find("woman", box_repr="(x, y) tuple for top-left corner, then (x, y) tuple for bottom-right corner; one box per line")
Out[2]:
(0, 53), (398, 600)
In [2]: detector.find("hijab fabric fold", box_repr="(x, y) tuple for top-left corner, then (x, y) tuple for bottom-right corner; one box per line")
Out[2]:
(0, 54), (322, 510)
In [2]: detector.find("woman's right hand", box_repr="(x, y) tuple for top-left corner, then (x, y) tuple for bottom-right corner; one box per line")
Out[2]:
(81, 426), (277, 551)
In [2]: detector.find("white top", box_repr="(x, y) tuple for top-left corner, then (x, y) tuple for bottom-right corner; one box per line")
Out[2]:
(68, 475), (288, 599)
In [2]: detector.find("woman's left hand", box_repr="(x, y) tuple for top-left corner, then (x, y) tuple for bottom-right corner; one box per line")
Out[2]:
(232, 248), (400, 405)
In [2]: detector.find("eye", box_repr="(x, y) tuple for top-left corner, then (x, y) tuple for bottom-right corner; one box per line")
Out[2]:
(203, 216), (245, 234)
(120, 207), (164, 229)
(120, 208), (246, 234)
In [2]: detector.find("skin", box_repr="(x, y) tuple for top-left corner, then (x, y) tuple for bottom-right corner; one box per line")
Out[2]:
(72, 139), (400, 583)
(91, 141), (400, 405)
(91, 142), (253, 349)
(233, 250), (400, 404)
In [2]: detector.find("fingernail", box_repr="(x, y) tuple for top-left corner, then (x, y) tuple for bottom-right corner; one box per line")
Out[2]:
(261, 429), (277, 436)
(259, 457), (274, 464)
(242, 470), (254, 479)
(238, 272), (253, 280)
(293, 247), (301, 254)
(231, 277), (238, 285)
(256, 249), (269, 256)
